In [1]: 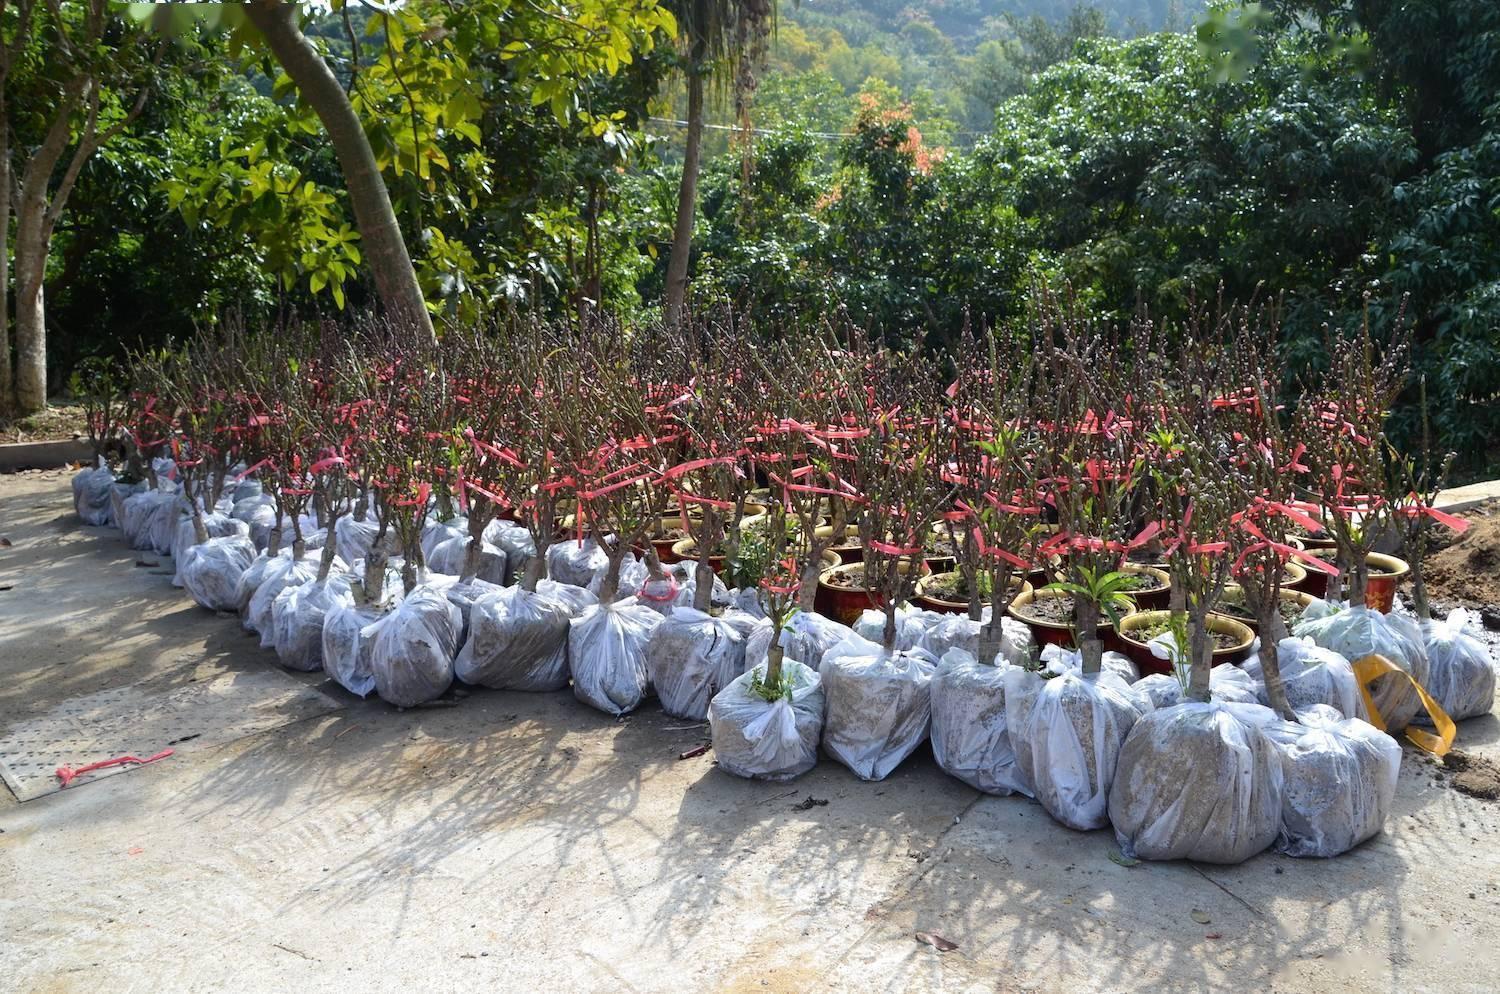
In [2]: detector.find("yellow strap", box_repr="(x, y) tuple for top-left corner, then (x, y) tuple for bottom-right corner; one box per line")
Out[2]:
(1351, 654), (1456, 757)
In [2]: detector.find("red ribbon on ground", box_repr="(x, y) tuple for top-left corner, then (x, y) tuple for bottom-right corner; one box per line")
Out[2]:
(56, 748), (174, 789)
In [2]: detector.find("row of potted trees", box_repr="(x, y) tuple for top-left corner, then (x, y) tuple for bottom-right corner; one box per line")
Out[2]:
(67, 293), (1489, 864)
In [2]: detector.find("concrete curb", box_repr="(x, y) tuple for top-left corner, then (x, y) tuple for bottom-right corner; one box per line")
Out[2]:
(1435, 481), (1500, 514)
(0, 439), (91, 473)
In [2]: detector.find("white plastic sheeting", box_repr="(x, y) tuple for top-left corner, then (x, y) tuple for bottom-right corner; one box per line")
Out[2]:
(852, 605), (946, 653)
(72, 464), (116, 525)
(1417, 610), (1497, 721)
(1012, 669), (1148, 831)
(322, 601), (395, 698)
(1108, 701), (1283, 863)
(929, 648), (1032, 796)
(455, 582), (594, 691)
(271, 573), (354, 672)
(548, 537), (611, 589)
(709, 660), (824, 781)
(1263, 704), (1401, 858)
(1242, 637), (1364, 719)
(919, 610), (1034, 668)
(568, 597), (663, 715)
(644, 607), (751, 720)
(744, 611), (854, 673)
(180, 534), (258, 612)
(245, 553), (325, 645)
(171, 513), (248, 587)
(820, 635), (937, 781)
(427, 534), (509, 586)
(369, 584), (461, 707)
(1295, 605), (1429, 731)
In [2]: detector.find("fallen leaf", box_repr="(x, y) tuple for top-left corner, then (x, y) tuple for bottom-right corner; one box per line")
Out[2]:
(1108, 848), (1140, 867)
(134, 560), (159, 568)
(1190, 909), (1212, 925)
(127, 847), (144, 856)
(792, 795), (829, 811)
(1205, 932), (1223, 940)
(915, 932), (959, 952)
(0, 536), (11, 546)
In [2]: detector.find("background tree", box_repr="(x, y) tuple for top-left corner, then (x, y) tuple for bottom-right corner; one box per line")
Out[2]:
(661, 0), (774, 325)
(3, 0), (161, 413)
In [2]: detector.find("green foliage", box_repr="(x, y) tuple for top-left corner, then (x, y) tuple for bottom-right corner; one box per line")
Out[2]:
(1046, 566), (1139, 626)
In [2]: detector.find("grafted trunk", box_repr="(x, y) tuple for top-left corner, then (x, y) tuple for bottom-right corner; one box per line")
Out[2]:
(318, 516), (342, 581)
(1256, 617), (1295, 720)
(765, 632), (785, 686)
(1186, 614), (1212, 702)
(797, 555), (821, 614)
(978, 589), (1007, 667)
(244, 0), (432, 338)
(1076, 597), (1102, 674)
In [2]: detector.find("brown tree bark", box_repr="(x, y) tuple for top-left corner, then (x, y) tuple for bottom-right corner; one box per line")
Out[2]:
(244, 0), (433, 340)
(663, 50), (706, 327)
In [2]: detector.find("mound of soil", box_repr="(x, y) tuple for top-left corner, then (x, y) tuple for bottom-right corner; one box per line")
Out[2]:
(1442, 750), (1500, 801)
(1424, 501), (1500, 610)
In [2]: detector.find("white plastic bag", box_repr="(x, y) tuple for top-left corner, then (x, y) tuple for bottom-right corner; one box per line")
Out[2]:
(1418, 610), (1496, 721)
(369, 584), (461, 707)
(645, 607), (750, 720)
(73, 463), (116, 525)
(930, 648), (1031, 796)
(587, 551), (650, 601)
(271, 573), (354, 672)
(1012, 669), (1147, 831)
(433, 575), (506, 649)
(181, 534), (257, 612)
(709, 660), (825, 781)
(420, 516), (469, 562)
(109, 479), (147, 528)
(427, 534), (509, 586)
(1108, 701), (1283, 863)
(147, 494), (194, 556)
(1039, 643), (1140, 684)
(744, 611), (854, 673)
(486, 522), (536, 583)
(335, 514), (397, 568)
(636, 563), (729, 617)
(1295, 604), (1429, 731)
(728, 587), (767, 620)
(172, 513), (248, 587)
(121, 488), (178, 551)
(548, 537), (611, 588)
(1242, 637), (1364, 719)
(231, 495), (279, 550)
(1263, 704), (1401, 858)
(568, 597), (663, 715)
(1127, 666), (1258, 711)
(820, 635), (937, 781)
(323, 600), (397, 697)
(246, 553), (324, 644)
(455, 582), (593, 691)
(919, 611), (1034, 668)
(853, 605), (945, 652)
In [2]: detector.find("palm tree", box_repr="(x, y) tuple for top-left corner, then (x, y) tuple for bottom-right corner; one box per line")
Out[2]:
(662, 0), (774, 327)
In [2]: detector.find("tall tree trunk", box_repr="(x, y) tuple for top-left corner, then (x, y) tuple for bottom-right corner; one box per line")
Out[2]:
(663, 54), (706, 327)
(245, 0), (432, 340)
(13, 192), (50, 412)
(0, 117), (11, 412)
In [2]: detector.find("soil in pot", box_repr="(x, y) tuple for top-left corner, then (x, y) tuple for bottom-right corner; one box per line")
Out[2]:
(1122, 618), (1243, 652)
(1014, 593), (1077, 626)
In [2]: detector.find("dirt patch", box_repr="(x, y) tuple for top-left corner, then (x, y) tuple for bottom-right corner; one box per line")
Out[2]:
(0, 401), (85, 443)
(1443, 750), (1500, 801)
(1424, 501), (1500, 609)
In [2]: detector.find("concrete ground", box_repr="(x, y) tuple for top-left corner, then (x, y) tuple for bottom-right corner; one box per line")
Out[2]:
(2, 468), (1498, 994)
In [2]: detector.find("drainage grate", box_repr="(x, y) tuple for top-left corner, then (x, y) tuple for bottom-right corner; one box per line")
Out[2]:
(0, 669), (341, 801)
